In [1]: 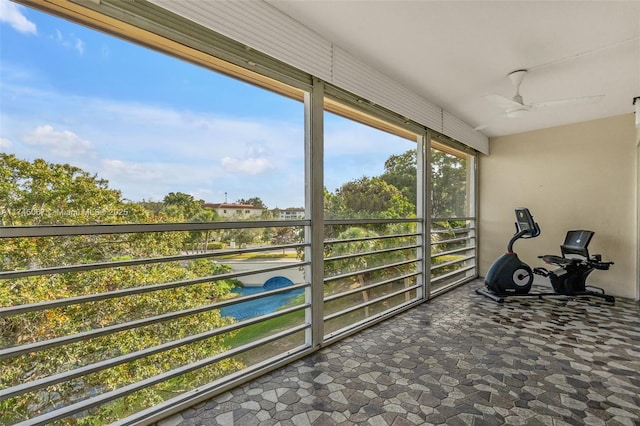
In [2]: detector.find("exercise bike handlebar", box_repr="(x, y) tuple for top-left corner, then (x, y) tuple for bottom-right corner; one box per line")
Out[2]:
(507, 228), (534, 253)
(506, 208), (541, 253)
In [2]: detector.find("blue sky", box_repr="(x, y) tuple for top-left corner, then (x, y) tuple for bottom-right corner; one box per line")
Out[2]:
(0, 0), (414, 208)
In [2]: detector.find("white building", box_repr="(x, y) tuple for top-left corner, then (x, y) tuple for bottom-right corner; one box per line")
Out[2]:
(202, 203), (264, 219)
(276, 208), (305, 220)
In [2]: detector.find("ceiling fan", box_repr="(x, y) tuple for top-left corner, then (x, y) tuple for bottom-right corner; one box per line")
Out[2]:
(474, 69), (603, 130)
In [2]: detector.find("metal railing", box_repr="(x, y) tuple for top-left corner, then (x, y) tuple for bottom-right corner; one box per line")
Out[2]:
(0, 216), (477, 425)
(322, 219), (424, 339)
(430, 217), (477, 294)
(0, 221), (311, 426)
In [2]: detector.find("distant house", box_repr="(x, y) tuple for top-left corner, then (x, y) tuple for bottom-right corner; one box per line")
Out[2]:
(276, 208), (305, 220)
(202, 203), (264, 219)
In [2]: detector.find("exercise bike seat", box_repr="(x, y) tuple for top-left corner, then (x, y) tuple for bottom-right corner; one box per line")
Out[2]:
(539, 254), (577, 266)
(540, 230), (594, 265)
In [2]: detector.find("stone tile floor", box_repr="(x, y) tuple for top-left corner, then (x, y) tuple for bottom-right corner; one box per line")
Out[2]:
(164, 281), (640, 425)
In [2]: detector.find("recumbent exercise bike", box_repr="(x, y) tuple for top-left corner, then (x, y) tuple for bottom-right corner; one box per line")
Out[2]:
(476, 208), (615, 303)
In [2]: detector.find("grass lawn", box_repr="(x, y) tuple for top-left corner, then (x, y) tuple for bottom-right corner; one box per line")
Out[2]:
(223, 292), (307, 348)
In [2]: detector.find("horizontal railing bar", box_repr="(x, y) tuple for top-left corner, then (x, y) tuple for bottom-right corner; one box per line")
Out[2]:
(430, 236), (473, 246)
(111, 339), (312, 426)
(0, 302), (308, 401)
(0, 243), (308, 280)
(431, 265), (476, 283)
(0, 220), (310, 238)
(431, 276), (477, 296)
(0, 263), (309, 318)
(323, 258), (418, 283)
(431, 245), (476, 258)
(18, 322), (310, 426)
(323, 284), (421, 322)
(324, 244), (420, 263)
(323, 299), (423, 343)
(324, 232), (420, 246)
(0, 282), (309, 359)
(430, 275), (477, 297)
(323, 272), (418, 303)
(324, 218), (419, 226)
(431, 217), (475, 222)
(430, 227), (475, 234)
(430, 255), (475, 271)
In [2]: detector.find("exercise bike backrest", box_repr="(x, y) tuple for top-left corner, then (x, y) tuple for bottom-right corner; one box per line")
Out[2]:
(560, 230), (593, 259)
(507, 207), (541, 253)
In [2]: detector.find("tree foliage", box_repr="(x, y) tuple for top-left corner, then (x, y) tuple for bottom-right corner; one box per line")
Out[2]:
(377, 148), (469, 218)
(0, 154), (132, 227)
(431, 149), (467, 218)
(326, 176), (414, 219)
(380, 149), (417, 207)
(0, 154), (241, 425)
(162, 192), (204, 220)
(236, 196), (267, 209)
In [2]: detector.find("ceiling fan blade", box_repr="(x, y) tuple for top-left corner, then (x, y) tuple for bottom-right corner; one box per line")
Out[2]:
(484, 94), (524, 111)
(473, 112), (508, 131)
(530, 95), (604, 110)
(473, 123), (489, 131)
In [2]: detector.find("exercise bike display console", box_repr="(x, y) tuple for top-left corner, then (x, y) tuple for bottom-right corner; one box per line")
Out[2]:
(476, 208), (615, 303)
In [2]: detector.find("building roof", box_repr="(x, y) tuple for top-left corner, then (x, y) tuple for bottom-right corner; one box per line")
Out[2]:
(202, 203), (263, 210)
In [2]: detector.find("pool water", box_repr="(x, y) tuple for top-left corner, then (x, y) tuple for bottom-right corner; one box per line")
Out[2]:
(220, 285), (303, 320)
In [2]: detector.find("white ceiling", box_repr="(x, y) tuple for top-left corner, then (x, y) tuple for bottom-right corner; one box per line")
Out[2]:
(266, 1), (640, 138)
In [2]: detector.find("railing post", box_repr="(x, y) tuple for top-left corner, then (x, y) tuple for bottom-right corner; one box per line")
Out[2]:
(305, 77), (324, 348)
(421, 130), (433, 300)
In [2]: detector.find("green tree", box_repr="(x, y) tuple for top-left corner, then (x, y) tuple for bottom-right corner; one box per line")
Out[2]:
(221, 227), (259, 248)
(431, 149), (467, 218)
(380, 149), (417, 207)
(326, 176), (414, 220)
(187, 208), (220, 252)
(162, 191), (203, 220)
(323, 173), (417, 322)
(0, 154), (241, 425)
(137, 199), (164, 216)
(378, 148), (468, 218)
(322, 224), (417, 330)
(236, 197), (267, 209)
(0, 154), (129, 227)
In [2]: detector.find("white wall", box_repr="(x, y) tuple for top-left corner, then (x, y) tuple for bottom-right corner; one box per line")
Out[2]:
(636, 124), (640, 299)
(479, 114), (638, 299)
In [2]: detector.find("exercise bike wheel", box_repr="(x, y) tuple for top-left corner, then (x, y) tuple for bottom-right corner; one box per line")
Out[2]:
(512, 267), (533, 293)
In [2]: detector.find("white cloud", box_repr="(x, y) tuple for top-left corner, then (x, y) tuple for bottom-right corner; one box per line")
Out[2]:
(190, 188), (215, 202)
(52, 29), (85, 54)
(0, 0), (37, 35)
(220, 141), (277, 175)
(98, 100), (184, 126)
(0, 137), (13, 150)
(75, 38), (85, 55)
(221, 156), (275, 175)
(23, 124), (91, 157)
(101, 159), (164, 182)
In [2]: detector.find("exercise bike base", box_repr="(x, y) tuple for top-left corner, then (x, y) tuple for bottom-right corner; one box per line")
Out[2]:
(475, 288), (505, 303)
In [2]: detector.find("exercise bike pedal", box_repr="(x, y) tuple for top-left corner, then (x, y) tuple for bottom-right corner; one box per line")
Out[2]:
(533, 267), (549, 277)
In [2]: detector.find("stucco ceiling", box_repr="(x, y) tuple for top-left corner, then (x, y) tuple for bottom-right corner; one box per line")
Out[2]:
(266, 1), (640, 138)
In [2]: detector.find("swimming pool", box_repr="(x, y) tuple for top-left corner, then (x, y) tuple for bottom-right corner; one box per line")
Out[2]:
(220, 277), (304, 320)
